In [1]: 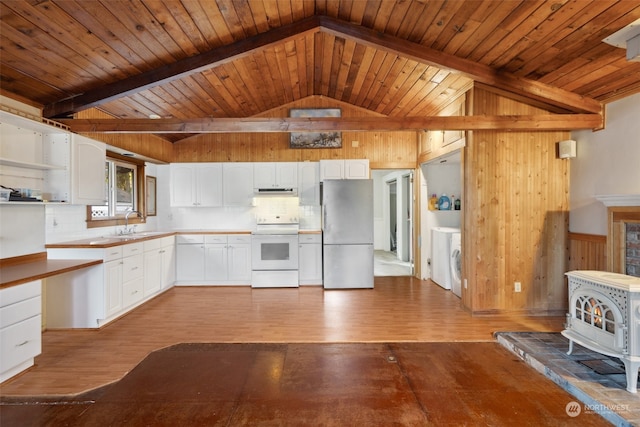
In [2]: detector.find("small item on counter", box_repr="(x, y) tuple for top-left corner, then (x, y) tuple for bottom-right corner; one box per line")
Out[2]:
(454, 196), (461, 210)
(438, 193), (451, 210)
(428, 193), (438, 210)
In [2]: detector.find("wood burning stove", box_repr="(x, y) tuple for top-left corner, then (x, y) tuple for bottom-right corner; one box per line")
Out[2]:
(563, 270), (640, 393)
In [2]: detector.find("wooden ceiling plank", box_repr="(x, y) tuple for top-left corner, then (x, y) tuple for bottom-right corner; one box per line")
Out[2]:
(380, 0), (413, 37)
(284, 39), (302, 101)
(333, 38), (357, 101)
(346, 45), (376, 105)
(318, 32), (336, 96)
(0, 69), (61, 103)
(327, 36), (346, 99)
(393, 0), (430, 42)
(215, 0), (249, 40)
(0, 11), (122, 87)
(360, 0), (383, 28)
(339, 42), (365, 102)
(182, 0), (227, 47)
(177, 75), (229, 117)
(294, 36), (310, 98)
(58, 113), (603, 133)
(228, 0), (261, 37)
(262, 45), (290, 106)
(353, 49), (388, 107)
(366, 55), (409, 113)
(449, 0), (505, 57)
(507, 0), (609, 77)
(345, 0), (367, 25)
(313, 31), (324, 95)
(273, 41), (295, 104)
(59, 0), (163, 69)
(42, 16), (323, 118)
(276, 40), (300, 102)
(416, 0), (462, 46)
(426, 1), (469, 51)
(395, 67), (442, 117)
(336, 0), (355, 21)
(190, 73), (236, 116)
(318, 15), (602, 114)
(201, 68), (245, 115)
(237, 55), (271, 113)
(212, 63), (257, 116)
(291, 0), (310, 22)
(168, 78), (224, 118)
(198, 0), (235, 45)
(119, 0), (199, 58)
(379, 61), (428, 116)
(253, 49), (283, 106)
(480, 1), (556, 68)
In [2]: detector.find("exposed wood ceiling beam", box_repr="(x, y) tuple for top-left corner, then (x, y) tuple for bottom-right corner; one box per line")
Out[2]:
(58, 114), (603, 133)
(44, 16), (603, 119)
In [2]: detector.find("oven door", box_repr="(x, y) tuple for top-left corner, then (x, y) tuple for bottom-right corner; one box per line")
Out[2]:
(251, 234), (298, 270)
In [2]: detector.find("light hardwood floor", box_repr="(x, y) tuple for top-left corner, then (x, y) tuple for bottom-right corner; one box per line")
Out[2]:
(1, 277), (564, 397)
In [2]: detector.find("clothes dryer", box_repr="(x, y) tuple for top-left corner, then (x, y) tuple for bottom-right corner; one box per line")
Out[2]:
(450, 232), (462, 297)
(431, 227), (459, 290)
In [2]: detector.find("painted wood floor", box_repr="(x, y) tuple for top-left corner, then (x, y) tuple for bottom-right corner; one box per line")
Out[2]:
(1, 277), (564, 397)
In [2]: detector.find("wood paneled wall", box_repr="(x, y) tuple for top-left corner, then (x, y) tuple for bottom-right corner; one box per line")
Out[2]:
(172, 96), (417, 167)
(462, 87), (570, 315)
(568, 233), (606, 272)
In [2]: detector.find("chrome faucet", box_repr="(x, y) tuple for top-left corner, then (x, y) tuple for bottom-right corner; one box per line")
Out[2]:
(122, 210), (144, 234)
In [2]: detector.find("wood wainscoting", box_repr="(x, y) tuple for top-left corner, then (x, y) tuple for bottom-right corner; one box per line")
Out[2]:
(568, 232), (606, 272)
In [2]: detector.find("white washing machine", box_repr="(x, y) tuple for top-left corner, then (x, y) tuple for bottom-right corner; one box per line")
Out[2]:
(450, 232), (462, 297)
(431, 227), (460, 290)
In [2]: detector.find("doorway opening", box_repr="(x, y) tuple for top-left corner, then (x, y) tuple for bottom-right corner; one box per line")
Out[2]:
(372, 169), (413, 276)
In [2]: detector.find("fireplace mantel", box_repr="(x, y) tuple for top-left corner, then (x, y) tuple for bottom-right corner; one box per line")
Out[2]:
(595, 194), (640, 207)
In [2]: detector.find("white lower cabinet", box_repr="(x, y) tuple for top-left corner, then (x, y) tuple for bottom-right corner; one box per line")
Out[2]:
(0, 280), (42, 383)
(176, 234), (251, 285)
(298, 234), (323, 285)
(144, 236), (175, 297)
(46, 236), (175, 329)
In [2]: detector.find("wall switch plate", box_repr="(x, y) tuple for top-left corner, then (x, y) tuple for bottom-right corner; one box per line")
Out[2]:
(464, 279), (468, 289)
(514, 281), (522, 292)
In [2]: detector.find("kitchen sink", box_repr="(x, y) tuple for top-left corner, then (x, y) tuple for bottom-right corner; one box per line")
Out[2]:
(106, 231), (168, 240)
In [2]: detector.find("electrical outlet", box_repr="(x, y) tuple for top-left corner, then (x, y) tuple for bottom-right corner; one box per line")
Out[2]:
(514, 281), (522, 292)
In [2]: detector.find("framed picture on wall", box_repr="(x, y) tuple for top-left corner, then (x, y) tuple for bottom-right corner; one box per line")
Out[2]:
(146, 176), (156, 216)
(290, 108), (342, 148)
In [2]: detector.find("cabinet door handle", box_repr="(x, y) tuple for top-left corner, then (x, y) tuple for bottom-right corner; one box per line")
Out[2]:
(132, 266), (139, 270)
(16, 340), (29, 347)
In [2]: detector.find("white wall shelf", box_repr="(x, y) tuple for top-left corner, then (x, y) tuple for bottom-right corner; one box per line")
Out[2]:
(0, 157), (66, 170)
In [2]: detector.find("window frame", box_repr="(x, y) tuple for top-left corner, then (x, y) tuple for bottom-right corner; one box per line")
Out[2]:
(86, 152), (146, 229)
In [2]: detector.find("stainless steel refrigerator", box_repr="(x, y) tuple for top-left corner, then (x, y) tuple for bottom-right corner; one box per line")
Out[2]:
(322, 179), (374, 289)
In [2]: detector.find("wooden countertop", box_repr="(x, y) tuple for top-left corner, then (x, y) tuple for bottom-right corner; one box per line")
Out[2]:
(45, 232), (176, 249)
(0, 252), (102, 289)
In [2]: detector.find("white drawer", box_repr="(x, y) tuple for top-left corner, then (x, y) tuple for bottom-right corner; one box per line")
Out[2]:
(122, 277), (144, 308)
(143, 238), (162, 252)
(205, 235), (227, 244)
(299, 234), (322, 244)
(122, 254), (143, 282)
(160, 236), (175, 247)
(177, 235), (204, 244)
(228, 235), (251, 244)
(0, 280), (41, 308)
(104, 246), (123, 262)
(123, 242), (144, 257)
(0, 296), (41, 329)
(0, 315), (42, 375)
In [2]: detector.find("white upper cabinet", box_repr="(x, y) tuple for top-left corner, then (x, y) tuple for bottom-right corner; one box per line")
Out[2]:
(223, 163), (254, 206)
(319, 159), (369, 181)
(70, 134), (106, 205)
(0, 110), (106, 205)
(170, 163), (222, 207)
(253, 162), (298, 188)
(298, 162), (320, 206)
